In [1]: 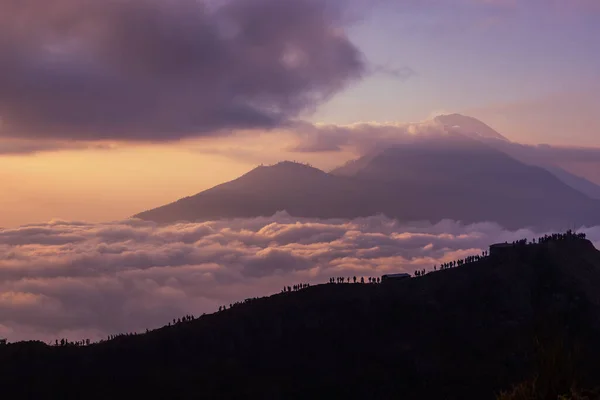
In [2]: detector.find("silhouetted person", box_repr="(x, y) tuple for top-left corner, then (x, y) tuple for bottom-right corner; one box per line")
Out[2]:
(361, 277), (365, 284)
(353, 276), (357, 283)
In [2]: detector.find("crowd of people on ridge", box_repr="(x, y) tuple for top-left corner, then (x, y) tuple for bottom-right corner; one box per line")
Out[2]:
(535, 230), (586, 244)
(415, 229), (587, 278)
(329, 276), (381, 284)
(281, 283), (311, 293)
(219, 297), (261, 312)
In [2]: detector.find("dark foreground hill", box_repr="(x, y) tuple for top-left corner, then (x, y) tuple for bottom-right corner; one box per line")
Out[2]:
(2, 236), (600, 399)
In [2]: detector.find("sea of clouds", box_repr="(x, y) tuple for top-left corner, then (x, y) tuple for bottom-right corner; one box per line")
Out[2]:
(1, 212), (599, 343)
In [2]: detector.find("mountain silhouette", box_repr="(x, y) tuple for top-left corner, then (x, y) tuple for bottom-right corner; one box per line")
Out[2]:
(2, 235), (600, 399)
(329, 133), (600, 228)
(434, 114), (600, 199)
(136, 133), (600, 229)
(135, 161), (370, 223)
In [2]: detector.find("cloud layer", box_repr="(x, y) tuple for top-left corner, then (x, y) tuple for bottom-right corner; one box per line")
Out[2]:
(0, 0), (364, 141)
(1, 213), (599, 342)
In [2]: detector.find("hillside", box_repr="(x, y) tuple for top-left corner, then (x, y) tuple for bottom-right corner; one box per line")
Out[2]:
(2, 234), (600, 399)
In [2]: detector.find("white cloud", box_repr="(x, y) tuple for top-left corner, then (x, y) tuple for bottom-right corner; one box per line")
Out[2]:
(0, 213), (598, 342)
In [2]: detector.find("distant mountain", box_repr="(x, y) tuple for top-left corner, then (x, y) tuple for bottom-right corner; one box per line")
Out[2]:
(434, 114), (600, 200)
(329, 133), (600, 228)
(136, 133), (600, 229)
(2, 236), (600, 399)
(135, 161), (370, 223)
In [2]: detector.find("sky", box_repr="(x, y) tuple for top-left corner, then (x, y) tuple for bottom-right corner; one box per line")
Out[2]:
(0, 0), (599, 226)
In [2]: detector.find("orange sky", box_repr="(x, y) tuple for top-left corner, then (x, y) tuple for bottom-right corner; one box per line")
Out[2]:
(0, 146), (247, 227)
(0, 134), (352, 227)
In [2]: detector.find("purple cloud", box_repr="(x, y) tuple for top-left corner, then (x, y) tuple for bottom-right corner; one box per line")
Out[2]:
(0, 0), (365, 141)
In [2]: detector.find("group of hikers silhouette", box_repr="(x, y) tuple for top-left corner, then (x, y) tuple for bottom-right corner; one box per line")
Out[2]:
(329, 276), (381, 284)
(54, 338), (91, 347)
(219, 297), (261, 312)
(412, 251), (489, 277)
(535, 230), (586, 244)
(47, 314), (202, 347)
(169, 314), (196, 326)
(416, 229), (588, 278)
(493, 230), (586, 249)
(281, 283), (311, 293)
(429, 252), (489, 274)
(33, 230), (588, 349)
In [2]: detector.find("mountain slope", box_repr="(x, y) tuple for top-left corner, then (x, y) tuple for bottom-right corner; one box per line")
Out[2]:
(329, 133), (600, 227)
(135, 161), (372, 223)
(434, 114), (600, 200)
(475, 138), (600, 200)
(542, 164), (600, 200)
(136, 134), (600, 229)
(2, 236), (600, 399)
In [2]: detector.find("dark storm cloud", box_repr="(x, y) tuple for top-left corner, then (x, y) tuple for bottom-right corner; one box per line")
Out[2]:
(0, 0), (365, 141)
(2, 212), (599, 342)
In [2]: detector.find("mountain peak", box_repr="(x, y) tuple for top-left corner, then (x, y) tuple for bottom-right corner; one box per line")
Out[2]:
(434, 114), (508, 141)
(268, 161), (322, 172)
(245, 161), (326, 179)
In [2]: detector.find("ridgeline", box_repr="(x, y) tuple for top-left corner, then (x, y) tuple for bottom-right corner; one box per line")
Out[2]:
(2, 233), (600, 399)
